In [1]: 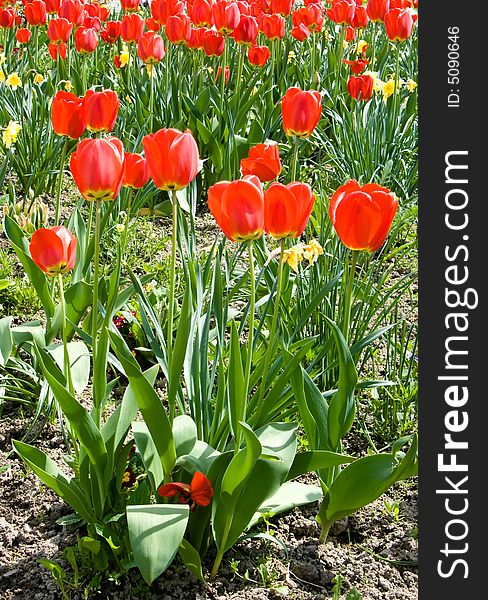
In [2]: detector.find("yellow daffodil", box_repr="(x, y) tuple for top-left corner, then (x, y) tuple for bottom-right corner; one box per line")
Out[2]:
(0, 53), (6, 65)
(302, 240), (324, 264)
(115, 223), (125, 234)
(405, 79), (417, 92)
(0, 69), (5, 83)
(5, 72), (22, 91)
(64, 80), (73, 91)
(283, 244), (304, 273)
(119, 46), (130, 67)
(2, 121), (21, 148)
(287, 51), (296, 63)
(356, 40), (368, 55)
(33, 73), (44, 85)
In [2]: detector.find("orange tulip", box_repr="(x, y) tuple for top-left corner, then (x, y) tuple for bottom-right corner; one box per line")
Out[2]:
(328, 180), (398, 251)
(142, 128), (202, 191)
(347, 75), (374, 101)
(208, 175), (264, 242)
(83, 89), (119, 133)
(247, 44), (271, 67)
(213, 0), (240, 35)
(137, 30), (165, 62)
(51, 90), (86, 139)
(240, 141), (281, 182)
(24, 0), (46, 26)
(157, 472), (214, 509)
(29, 226), (77, 276)
(384, 7), (414, 41)
(366, 0), (389, 22)
(264, 182), (315, 239)
(74, 26), (99, 53)
(123, 152), (150, 189)
(16, 28), (32, 43)
(70, 137), (125, 201)
(121, 13), (145, 43)
(282, 87), (322, 138)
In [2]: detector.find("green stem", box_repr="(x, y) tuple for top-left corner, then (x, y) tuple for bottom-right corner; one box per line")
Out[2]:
(211, 515), (233, 580)
(255, 239), (285, 414)
(121, 187), (135, 256)
(220, 38), (227, 111)
(91, 200), (101, 427)
(58, 273), (74, 396)
(54, 137), (68, 226)
(240, 241), (255, 448)
(168, 190), (178, 423)
(235, 44), (245, 105)
(342, 250), (358, 345)
(149, 66), (154, 132)
(290, 137), (300, 182)
(371, 22), (378, 71)
(392, 42), (401, 135)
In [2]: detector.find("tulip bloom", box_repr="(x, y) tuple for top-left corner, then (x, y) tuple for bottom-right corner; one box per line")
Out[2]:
(240, 141), (281, 182)
(74, 26), (99, 53)
(366, 0), (389, 22)
(48, 17), (73, 43)
(137, 31), (165, 62)
(384, 8), (414, 41)
(151, 0), (185, 25)
(83, 89), (119, 133)
(247, 44), (270, 67)
(51, 90), (86, 138)
(351, 5), (368, 29)
(347, 74), (374, 101)
(264, 182), (315, 239)
(282, 87), (322, 138)
(121, 13), (145, 43)
(213, 0), (240, 35)
(326, 0), (356, 25)
(291, 22), (311, 42)
(24, 0), (47, 26)
(260, 13), (285, 40)
(121, 0), (140, 12)
(46, 0), (61, 14)
(292, 5), (324, 32)
(270, 0), (293, 17)
(145, 17), (161, 31)
(101, 21), (121, 44)
(123, 153), (150, 189)
(70, 137), (125, 201)
(157, 472), (214, 509)
(16, 28), (32, 43)
(233, 15), (258, 45)
(58, 0), (84, 26)
(29, 226), (77, 276)
(48, 41), (68, 60)
(202, 28), (225, 56)
(166, 13), (192, 44)
(187, 27), (205, 50)
(0, 8), (16, 29)
(343, 57), (369, 74)
(328, 180), (398, 251)
(208, 175), (264, 242)
(190, 0), (214, 27)
(216, 65), (230, 84)
(143, 128), (201, 191)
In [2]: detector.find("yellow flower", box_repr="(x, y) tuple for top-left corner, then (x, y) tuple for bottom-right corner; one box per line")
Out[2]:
(405, 78), (417, 92)
(5, 73), (22, 91)
(0, 69), (5, 83)
(343, 40), (349, 50)
(119, 46), (130, 67)
(0, 53), (6, 65)
(2, 121), (21, 148)
(302, 240), (323, 265)
(382, 79), (402, 101)
(356, 40), (368, 55)
(115, 223), (125, 234)
(287, 51), (296, 63)
(64, 80), (73, 91)
(146, 63), (154, 76)
(33, 73), (44, 85)
(283, 244), (304, 273)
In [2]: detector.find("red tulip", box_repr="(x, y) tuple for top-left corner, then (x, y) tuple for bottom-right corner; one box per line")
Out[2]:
(216, 65), (230, 84)
(264, 182), (314, 239)
(48, 41), (67, 59)
(85, 2), (102, 18)
(329, 180), (398, 251)
(351, 5), (368, 28)
(166, 13), (191, 44)
(142, 128), (201, 191)
(58, 0), (84, 26)
(101, 21), (121, 44)
(151, 0), (185, 26)
(45, 0), (60, 14)
(291, 22), (310, 41)
(345, 24), (355, 41)
(123, 153), (150, 189)
(366, 0), (389, 22)
(213, 0), (240, 35)
(16, 27), (32, 43)
(202, 28), (224, 56)
(260, 13), (285, 39)
(121, 13), (145, 43)
(187, 27), (205, 49)
(190, 0), (214, 27)
(347, 74), (374, 100)
(270, 0), (292, 17)
(25, 0), (47, 26)
(343, 57), (369, 74)
(83, 15), (101, 31)
(0, 8), (16, 28)
(247, 44), (270, 66)
(157, 472), (214, 509)
(70, 137), (125, 201)
(208, 175), (264, 242)
(51, 90), (86, 138)
(74, 26), (99, 53)
(29, 226), (77, 276)
(240, 141), (281, 182)
(121, 0), (140, 12)
(145, 17), (161, 31)
(48, 17), (72, 43)
(384, 7), (414, 41)
(326, 0), (356, 25)
(232, 14), (258, 45)
(292, 5), (323, 32)
(83, 89), (119, 133)
(282, 87), (322, 138)
(137, 30), (165, 62)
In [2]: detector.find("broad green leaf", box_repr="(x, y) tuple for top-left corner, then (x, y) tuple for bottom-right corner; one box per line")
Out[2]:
(0, 317), (12, 366)
(178, 539), (204, 581)
(12, 440), (92, 523)
(176, 440), (221, 475)
(132, 421), (164, 493)
(168, 287), (192, 417)
(47, 341), (90, 395)
(173, 415), (198, 457)
(127, 504), (189, 584)
(227, 322), (245, 439)
(11, 321), (45, 347)
(286, 451), (354, 482)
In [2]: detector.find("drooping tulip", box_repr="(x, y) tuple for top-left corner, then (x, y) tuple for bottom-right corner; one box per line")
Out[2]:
(328, 180), (398, 251)
(70, 137), (125, 201)
(29, 226), (77, 276)
(282, 87), (322, 138)
(208, 175), (264, 242)
(142, 128), (202, 191)
(264, 182), (315, 239)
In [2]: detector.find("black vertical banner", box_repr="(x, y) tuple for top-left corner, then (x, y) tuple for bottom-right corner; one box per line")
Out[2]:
(419, 1), (485, 598)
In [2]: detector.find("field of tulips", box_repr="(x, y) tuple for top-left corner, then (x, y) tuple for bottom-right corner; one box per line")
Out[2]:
(0, 0), (418, 597)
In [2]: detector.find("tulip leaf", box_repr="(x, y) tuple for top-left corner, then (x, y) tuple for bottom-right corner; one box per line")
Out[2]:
(47, 341), (90, 396)
(0, 317), (13, 367)
(286, 451), (355, 482)
(227, 322), (245, 439)
(173, 415), (198, 457)
(127, 504), (189, 584)
(131, 422), (164, 493)
(178, 539), (204, 582)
